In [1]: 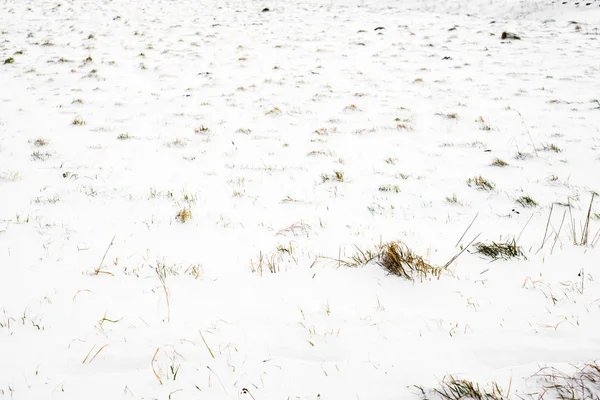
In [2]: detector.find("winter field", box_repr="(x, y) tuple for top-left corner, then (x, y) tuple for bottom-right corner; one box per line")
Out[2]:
(1, 0), (600, 398)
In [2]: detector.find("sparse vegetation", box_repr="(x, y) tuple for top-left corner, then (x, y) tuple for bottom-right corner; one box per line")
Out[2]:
(542, 143), (562, 153)
(491, 158), (508, 167)
(534, 362), (600, 399)
(4, 57), (14, 64)
(194, 125), (210, 134)
(72, 118), (87, 126)
(175, 207), (192, 223)
(379, 185), (400, 193)
(339, 241), (442, 281)
(476, 116), (492, 130)
(431, 376), (506, 400)
(32, 138), (48, 147)
(265, 106), (282, 115)
(445, 194), (460, 204)
(474, 238), (524, 260)
(321, 170), (344, 183)
(31, 151), (52, 161)
(516, 195), (537, 207)
(378, 241), (442, 280)
(467, 176), (495, 191)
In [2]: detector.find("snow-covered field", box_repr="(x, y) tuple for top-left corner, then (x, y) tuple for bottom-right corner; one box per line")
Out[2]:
(1, 0), (599, 398)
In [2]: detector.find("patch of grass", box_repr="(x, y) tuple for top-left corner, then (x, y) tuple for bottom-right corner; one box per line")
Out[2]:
(168, 138), (188, 147)
(265, 107), (282, 115)
(117, 133), (131, 140)
(4, 57), (15, 64)
(340, 241), (442, 280)
(175, 207), (192, 223)
(542, 143), (562, 153)
(437, 112), (458, 119)
(433, 376), (506, 400)
(31, 151), (52, 161)
(467, 175), (495, 191)
(515, 151), (532, 160)
(321, 170), (344, 183)
(445, 194), (460, 204)
(476, 116), (492, 130)
(378, 241), (442, 280)
(72, 118), (87, 126)
(384, 157), (397, 165)
(379, 185), (400, 193)
(32, 138), (48, 147)
(516, 195), (537, 207)
(194, 125), (210, 134)
(343, 104), (359, 111)
(236, 128), (252, 134)
(474, 238), (524, 260)
(307, 150), (333, 157)
(534, 362), (600, 400)
(491, 158), (508, 167)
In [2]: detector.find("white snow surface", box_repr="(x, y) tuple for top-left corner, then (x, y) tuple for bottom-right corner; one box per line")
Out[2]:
(1, 0), (600, 398)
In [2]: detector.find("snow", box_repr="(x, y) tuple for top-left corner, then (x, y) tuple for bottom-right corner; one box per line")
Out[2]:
(1, 0), (599, 398)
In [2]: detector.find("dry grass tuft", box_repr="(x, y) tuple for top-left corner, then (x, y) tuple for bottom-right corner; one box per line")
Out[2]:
(341, 241), (442, 280)
(467, 176), (495, 191)
(72, 118), (87, 126)
(175, 207), (192, 223)
(491, 158), (508, 167)
(194, 125), (210, 134)
(542, 143), (562, 153)
(378, 241), (442, 280)
(516, 195), (537, 207)
(534, 362), (600, 399)
(474, 238), (524, 260)
(433, 376), (506, 400)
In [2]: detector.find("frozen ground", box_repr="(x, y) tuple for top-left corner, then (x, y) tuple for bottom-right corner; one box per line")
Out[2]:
(1, 0), (599, 398)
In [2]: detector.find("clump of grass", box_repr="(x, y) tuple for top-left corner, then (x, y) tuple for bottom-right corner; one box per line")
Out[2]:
(33, 138), (48, 147)
(168, 138), (187, 147)
(4, 57), (15, 64)
(516, 195), (537, 207)
(384, 157), (397, 165)
(72, 118), (87, 126)
(307, 150), (333, 157)
(175, 207), (192, 223)
(117, 133), (131, 140)
(265, 107), (282, 115)
(491, 158), (508, 167)
(474, 238), (524, 260)
(378, 241), (442, 280)
(476, 116), (492, 131)
(542, 143), (562, 153)
(31, 151), (52, 161)
(321, 170), (344, 183)
(534, 362), (600, 399)
(437, 112), (458, 119)
(433, 376), (506, 400)
(340, 241), (442, 280)
(445, 194), (460, 204)
(194, 125), (210, 134)
(396, 123), (414, 131)
(236, 128), (252, 134)
(467, 176), (495, 191)
(343, 104), (358, 111)
(379, 185), (400, 193)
